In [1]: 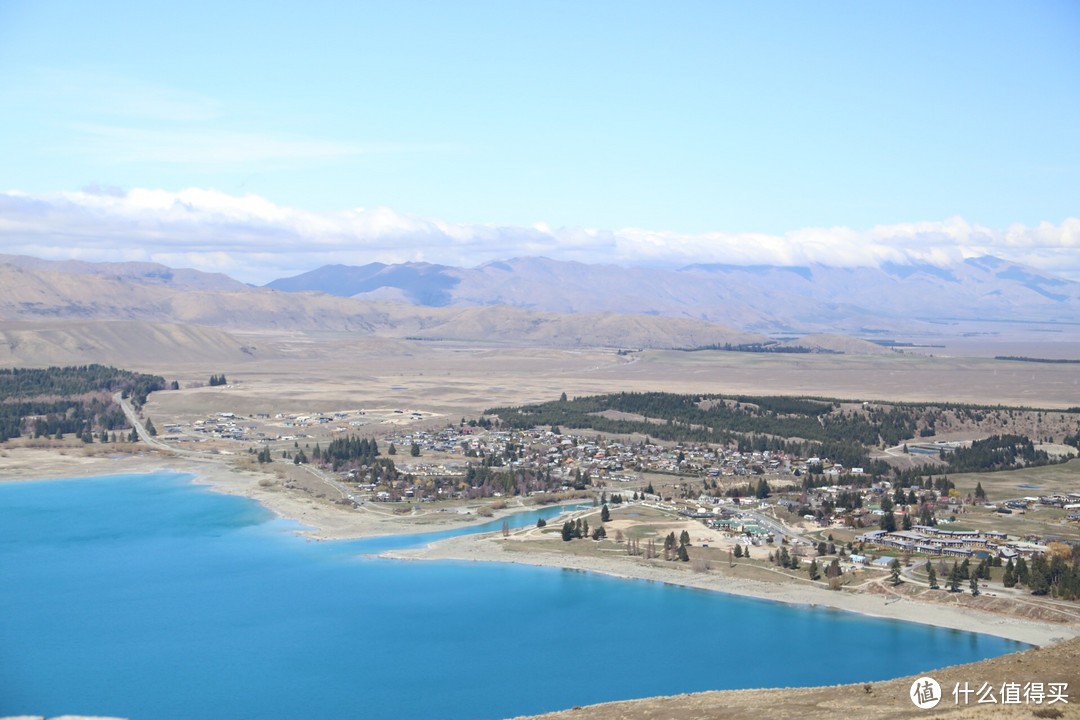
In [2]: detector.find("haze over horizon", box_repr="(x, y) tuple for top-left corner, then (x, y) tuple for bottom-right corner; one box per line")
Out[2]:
(1, 1), (1078, 283)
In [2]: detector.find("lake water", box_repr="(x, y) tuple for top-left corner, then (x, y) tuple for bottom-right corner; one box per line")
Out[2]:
(0, 473), (1024, 720)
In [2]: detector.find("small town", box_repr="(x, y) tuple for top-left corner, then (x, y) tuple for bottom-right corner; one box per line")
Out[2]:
(152, 405), (1080, 578)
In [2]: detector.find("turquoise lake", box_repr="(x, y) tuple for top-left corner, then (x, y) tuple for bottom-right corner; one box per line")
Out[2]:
(0, 472), (1024, 719)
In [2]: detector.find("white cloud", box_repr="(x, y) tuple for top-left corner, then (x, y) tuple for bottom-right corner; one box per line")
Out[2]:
(1, 187), (1078, 285)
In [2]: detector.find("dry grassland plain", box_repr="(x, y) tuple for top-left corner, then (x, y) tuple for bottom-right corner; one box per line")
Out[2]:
(134, 334), (1080, 424)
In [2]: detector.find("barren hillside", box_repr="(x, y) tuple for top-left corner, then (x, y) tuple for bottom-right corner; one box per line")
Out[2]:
(512, 636), (1080, 720)
(0, 262), (769, 351)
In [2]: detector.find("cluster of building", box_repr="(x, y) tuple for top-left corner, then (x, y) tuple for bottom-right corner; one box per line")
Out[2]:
(160, 413), (251, 443)
(855, 526), (1049, 560)
(384, 427), (832, 482)
(1033, 492), (1080, 509)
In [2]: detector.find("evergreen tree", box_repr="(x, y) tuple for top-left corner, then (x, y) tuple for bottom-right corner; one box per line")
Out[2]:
(880, 511), (897, 532)
(808, 558), (820, 581)
(948, 562), (962, 592)
(601, 504), (611, 522)
(970, 576), (980, 595)
(536, 517), (547, 528)
(926, 562), (938, 589)
(889, 558), (902, 585)
(734, 545), (743, 558)
(410, 442), (420, 457)
(679, 530), (690, 546)
(1028, 557), (1051, 595)
(1016, 556), (1030, 586)
(1002, 559), (1016, 588)
(561, 521), (574, 541)
(145, 418), (157, 436)
(676, 544), (689, 562)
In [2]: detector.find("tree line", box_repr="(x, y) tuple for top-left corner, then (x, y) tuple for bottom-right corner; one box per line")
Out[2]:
(486, 392), (1076, 482)
(0, 365), (167, 443)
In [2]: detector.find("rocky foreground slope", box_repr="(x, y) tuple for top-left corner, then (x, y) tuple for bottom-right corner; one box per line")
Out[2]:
(511, 637), (1080, 720)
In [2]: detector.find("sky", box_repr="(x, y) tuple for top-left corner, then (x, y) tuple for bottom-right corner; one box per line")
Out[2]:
(0, 0), (1078, 284)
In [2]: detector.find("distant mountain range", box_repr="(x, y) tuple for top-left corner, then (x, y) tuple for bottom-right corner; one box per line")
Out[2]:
(0, 256), (777, 364)
(0, 253), (247, 292)
(265, 255), (1080, 335)
(1, 252), (1077, 366)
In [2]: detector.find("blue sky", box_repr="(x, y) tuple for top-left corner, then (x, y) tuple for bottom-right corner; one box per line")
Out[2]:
(0, 1), (1078, 282)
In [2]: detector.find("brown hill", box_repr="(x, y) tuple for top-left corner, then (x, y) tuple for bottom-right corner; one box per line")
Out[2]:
(0, 253), (247, 291)
(0, 262), (767, 351)
(400, 305), (766, 349)
(782, 333), (896, 356)
(0, 321), (272, 366)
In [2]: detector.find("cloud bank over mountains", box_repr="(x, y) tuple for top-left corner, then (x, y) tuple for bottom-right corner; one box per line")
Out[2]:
(1, 187), (1077, 284)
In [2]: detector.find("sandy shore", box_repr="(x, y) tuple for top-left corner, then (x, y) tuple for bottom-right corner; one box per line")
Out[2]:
(0, 446), (563, 540)
(385, 531), (1080, 647)
(4, 446), (1079, 648)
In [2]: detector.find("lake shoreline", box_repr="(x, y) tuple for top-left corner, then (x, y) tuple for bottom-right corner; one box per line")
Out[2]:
(383, 531), (1080, 647)
(3, 448), (1078, 649)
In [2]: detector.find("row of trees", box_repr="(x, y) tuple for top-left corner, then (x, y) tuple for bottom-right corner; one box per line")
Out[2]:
(0, 365), (164, 405)
(1003, 554), (1080, 599)
(561, 517), (600, 541)
(943, 434), (1056, 473)
(0, 366), (166, 443)
(678, 342), (818, 354)
(320, 435), (380, 469)
(487, 392), (1077, 485)
(910, 552), (1080, 600)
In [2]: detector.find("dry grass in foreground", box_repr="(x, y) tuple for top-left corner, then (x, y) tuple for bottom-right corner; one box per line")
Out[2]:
(509, 637), (1080, 720)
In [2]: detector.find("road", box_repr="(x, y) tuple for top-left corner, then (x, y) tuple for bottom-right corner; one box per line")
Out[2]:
(116, 392), (372, 505)
(735, 508), (810, 545)
(116, 392), (201, 456)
